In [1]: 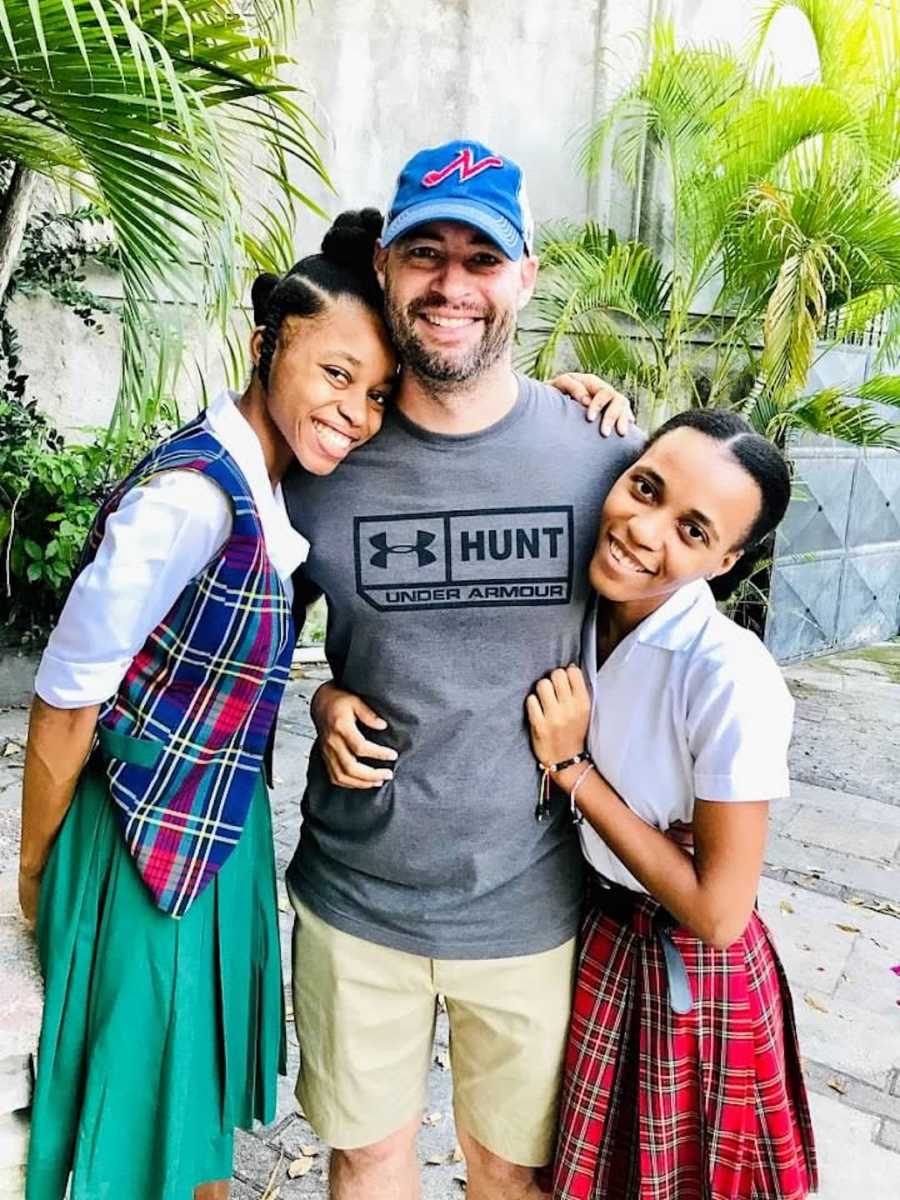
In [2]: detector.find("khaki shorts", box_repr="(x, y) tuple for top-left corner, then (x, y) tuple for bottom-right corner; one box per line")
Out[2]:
(289, 890), (576, 1166)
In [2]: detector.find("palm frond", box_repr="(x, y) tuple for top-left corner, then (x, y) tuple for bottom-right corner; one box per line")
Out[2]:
(0, 0), (330, 427)
(851, 373), (900, 410)
(781, 387), (900, 447)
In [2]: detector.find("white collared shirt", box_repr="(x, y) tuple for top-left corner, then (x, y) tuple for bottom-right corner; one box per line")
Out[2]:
(579, 579), (794, 892)
(35, 392), (309, 708)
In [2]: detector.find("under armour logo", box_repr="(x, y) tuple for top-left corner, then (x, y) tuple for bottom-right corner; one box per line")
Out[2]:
(369, 531), (437, 569)
(422, 148), (504, 189)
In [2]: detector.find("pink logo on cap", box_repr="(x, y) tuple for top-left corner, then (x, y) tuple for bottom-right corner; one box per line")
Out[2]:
(422, 147), (504, 189)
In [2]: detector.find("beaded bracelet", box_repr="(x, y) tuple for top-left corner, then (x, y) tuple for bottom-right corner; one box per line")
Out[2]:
(568, 762), (596, 825)
(534, 750), (590, 822)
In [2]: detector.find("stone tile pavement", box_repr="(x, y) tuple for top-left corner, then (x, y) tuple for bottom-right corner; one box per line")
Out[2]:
(1, 646), (899, 1197)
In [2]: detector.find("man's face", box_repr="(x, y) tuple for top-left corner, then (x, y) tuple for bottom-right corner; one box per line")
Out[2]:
(374, 221), (538, 385)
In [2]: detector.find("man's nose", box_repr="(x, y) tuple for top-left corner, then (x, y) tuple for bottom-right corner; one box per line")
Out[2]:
(432, 257), (473, 302)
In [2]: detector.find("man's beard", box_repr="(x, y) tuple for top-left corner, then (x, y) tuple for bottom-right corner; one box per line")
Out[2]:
(383, 278), (515, 387)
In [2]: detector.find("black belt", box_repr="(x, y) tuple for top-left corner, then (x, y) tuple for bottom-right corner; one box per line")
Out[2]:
(588, 873), (694, 1015)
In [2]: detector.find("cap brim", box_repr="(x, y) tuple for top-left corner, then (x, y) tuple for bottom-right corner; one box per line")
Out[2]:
(381, 198), (524, 259)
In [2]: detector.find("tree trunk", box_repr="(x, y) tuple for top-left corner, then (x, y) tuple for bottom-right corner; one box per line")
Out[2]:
(0, 163), (38, 305)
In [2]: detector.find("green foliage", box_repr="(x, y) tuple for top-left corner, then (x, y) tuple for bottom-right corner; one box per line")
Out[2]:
(0, 0), (329, 430)
(12, 204), (118, 324)
(528, 0), (900, 448)
(0, 394), (169, 640)
(0, 397), (103, 639)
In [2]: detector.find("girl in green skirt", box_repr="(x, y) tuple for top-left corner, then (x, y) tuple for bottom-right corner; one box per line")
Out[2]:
(19, 211), (397, 1200)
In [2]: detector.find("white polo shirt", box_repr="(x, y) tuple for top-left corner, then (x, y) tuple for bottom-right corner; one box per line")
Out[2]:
(35, 391), (309, 709)
(579, 578), (794, 893)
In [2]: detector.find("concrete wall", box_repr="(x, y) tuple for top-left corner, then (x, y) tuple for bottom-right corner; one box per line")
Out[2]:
(13, 0), (657, 432)
(11, 0), (823, 434)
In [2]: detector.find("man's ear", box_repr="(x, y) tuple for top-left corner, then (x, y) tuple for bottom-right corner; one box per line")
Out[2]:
(250, 327), (265, 366)
(517, 254), (539, 310)
(374, 241), (388, 292)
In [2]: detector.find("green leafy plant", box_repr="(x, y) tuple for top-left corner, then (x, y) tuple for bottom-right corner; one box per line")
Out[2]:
(0, 394), (170, 640)
(527, 0), (900, 447)
(0, 0), (330, 432)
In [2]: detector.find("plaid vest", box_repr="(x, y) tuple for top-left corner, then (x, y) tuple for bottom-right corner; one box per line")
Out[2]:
(84, 416), (295, 917)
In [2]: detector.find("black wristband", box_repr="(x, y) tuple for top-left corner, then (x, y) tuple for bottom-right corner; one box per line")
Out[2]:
(538, 750), (590, 774)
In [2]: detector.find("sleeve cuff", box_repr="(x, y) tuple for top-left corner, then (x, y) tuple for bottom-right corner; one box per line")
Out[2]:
(694, 770), (792, 802)
(34, 649), (127, 709)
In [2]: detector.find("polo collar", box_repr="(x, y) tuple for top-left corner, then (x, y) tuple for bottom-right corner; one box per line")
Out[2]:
(205, 390), (309, 582)
(633, 578), (715, 651)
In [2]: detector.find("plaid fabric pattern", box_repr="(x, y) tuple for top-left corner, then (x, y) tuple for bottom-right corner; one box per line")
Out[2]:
(553, 884), (818, 1200)
(83, 416), (294, 917)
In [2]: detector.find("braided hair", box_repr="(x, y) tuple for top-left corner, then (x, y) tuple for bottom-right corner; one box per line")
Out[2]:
(252, 208), (384, 389)
(645, 409), (791, 600)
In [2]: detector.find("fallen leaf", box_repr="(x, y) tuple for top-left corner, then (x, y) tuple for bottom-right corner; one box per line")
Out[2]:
(890, 965), (900, 977)
(425, 1147), (465, 1167)
(826, 1076), (847, 1095)
(836, 923), (861, 934)
(300, 1144), (319, 1157)
(422, 1111), (443, 1127)
(803, 993), (829, 1014)
(2, 741), (20, 757)
(287, 1157), (314, 1179)
(846, 896), (865, 906)
(779, 900), (795, 915)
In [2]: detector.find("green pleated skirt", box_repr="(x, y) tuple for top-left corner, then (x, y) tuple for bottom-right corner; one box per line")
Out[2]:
(26, 745), (286, 1200)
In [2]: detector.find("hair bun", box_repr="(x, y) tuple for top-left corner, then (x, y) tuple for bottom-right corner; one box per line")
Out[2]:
(321, 208), (383, 276)
(250, 272), (281, 324)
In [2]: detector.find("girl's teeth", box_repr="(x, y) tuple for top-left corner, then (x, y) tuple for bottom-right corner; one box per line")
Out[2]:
(611, 538), (646, 573)
(313, 421), (352, 451)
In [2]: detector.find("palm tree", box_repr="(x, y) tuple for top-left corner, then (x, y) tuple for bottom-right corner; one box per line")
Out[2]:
(0, 0), (329, 432)
(527, 0), (900, 447)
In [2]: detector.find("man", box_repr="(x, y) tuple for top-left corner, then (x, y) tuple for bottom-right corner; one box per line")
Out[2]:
(283, 140), (643, 1200)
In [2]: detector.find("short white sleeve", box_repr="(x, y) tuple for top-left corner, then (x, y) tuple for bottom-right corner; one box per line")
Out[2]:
(34, 471), (232, 708)
(687, 648), (794, 802)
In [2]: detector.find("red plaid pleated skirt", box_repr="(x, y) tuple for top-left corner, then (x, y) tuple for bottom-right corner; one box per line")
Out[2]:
(552, 881), (818, 1200)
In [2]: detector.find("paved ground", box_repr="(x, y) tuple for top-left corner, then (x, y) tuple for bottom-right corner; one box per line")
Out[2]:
(1, 644), (899, 1197)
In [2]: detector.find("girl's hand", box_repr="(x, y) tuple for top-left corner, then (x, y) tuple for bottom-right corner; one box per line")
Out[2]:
(526, 665), (592, 766)
(550, 373), (636, 437)
(18, 868), (39, 927)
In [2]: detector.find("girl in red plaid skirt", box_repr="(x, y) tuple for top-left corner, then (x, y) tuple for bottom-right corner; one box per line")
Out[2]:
(527, 410), (817, 1200)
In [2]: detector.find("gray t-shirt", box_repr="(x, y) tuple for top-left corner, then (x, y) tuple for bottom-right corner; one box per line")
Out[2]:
(284, 375), (643, 958)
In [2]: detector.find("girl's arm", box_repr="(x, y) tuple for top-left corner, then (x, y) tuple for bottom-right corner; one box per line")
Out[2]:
(19, 469), (233, 924)
(19, 697), (101, 922)
(558, 765), (766, 948)
(527, 665), (768, 949)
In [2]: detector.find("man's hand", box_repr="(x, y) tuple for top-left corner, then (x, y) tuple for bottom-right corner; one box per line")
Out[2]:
(666, 820), (695, 852)
(549, 372), (636, 437)
(310, 682), (397, 790)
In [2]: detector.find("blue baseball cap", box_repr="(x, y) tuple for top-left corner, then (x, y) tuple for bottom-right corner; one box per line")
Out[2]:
(381, 139), (534, 260)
